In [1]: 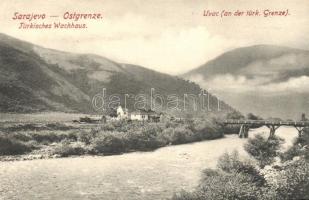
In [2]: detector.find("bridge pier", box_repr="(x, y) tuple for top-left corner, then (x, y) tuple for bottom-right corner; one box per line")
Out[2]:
(295, 126), (304, 137)
(266, 125), (280, 139)
(239, 125), (249, 138)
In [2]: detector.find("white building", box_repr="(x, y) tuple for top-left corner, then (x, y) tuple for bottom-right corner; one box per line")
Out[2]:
(130, 111), (149, 121)
(116, 106), (129, 120)
(115, 106), (161, 122)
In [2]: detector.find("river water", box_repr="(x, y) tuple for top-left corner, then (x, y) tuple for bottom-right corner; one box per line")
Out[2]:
(0, 126), (298, 200)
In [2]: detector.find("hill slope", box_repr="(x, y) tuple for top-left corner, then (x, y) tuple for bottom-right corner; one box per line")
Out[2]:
(0, 33), (233, 116)
(183, 45), (309, 119)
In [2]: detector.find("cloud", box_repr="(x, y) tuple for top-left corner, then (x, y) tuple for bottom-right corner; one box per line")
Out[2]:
(192, 74), (309, 96)
(261, 76), (309, 93)
(240, 53), (309, 77)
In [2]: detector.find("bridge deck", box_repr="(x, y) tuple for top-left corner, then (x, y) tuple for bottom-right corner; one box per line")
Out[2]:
(224, 120), (309, 127)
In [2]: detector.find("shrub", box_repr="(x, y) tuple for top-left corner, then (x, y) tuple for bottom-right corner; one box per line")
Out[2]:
(172, 127), (195, 144)
(53, 141), (86, 157)
(0, 135), (32, 155)
(158, 126), (195, 145)
(276, 160), (309, 200)
(122, 127), (164, 151)
(8, 132), (32, 142)
(172, 190), (199, 200)
(4, 123), (39, 132)
(192, 119), (223, 140)
(90, 132), (126, 154)
(164, 121), (181, 129)
(280, 144), (303, 161)
(29, 131), (60, 143)
(29, 131), (78, 144)
(244, 135), (283, 168)
(217, 151), (265, 186)
(247, 113), (261, 120)
(66, 131), (78, 141)
(173, 169), (267, 200)
(77, 130), (96, 145)
(226, 111), (245, 120)
(217, 151), (241, 173)
(100, 123), (116, 132)
(157, 127), (174, 144)
(280, 132), (309, 162)
(45, 123), (75, 131)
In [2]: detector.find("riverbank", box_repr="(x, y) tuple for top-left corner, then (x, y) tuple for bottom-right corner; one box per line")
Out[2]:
(0, 119), (227, 161)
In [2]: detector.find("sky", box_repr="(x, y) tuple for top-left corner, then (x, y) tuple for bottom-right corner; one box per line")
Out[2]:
(1, 0), (309, 74)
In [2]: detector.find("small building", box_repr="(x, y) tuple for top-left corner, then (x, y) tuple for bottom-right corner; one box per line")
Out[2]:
(117, 106), (129, 120)
(130, 110), (149, 121)
(115, 106), (161, 122)
(130, 109), (162, 122)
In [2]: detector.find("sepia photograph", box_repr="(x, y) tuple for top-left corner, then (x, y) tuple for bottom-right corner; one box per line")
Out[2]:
(0, 0), (309, 199)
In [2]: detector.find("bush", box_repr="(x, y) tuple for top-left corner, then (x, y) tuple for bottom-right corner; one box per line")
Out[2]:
(157, 126), (194, 145)
(191, 119), (223, 140)
(77, 130), (96, 145)
(3, 123), (39, 132)
(45, 123), (75, 131)
(29, 130), (78, 144)
(0, 135), (32, 155)
(217, 151), (241, 173)
(276, 160), (309, 200)
(226, 111), (245, 120)
(217, 151), (265, 186)
(172, 169), (266, 200)
(29, 131), (65, 144)
(172, 151), (271, 200)
(280, 144), (303, 161)
(171, 127), (195, 144)
(90, 132), (126, 154)
(7, 132), (33, 142)
(172, 131), (309, 200)
(244, 135), (283, 168)
(53, 141), (86, 157)
(281, 133), (309, 162)
(132, 127), (164, 150)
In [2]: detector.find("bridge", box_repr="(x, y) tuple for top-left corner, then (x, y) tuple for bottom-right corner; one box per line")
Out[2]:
(223, 120), (309, 139)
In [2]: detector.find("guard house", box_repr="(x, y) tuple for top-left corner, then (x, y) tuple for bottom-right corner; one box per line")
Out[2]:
(116, 106), (161, 122)
(116, 106), (129, 120)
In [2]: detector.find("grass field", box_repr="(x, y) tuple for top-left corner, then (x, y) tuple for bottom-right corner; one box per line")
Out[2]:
(0, 112), (89, 123)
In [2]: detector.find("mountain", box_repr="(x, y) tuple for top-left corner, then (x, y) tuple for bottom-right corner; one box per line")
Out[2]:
(183, 45), (309, 119)
(0, 33), (233, 116)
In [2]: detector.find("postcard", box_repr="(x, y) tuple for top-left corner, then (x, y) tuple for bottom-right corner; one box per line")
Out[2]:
(0, 0), (308, 199)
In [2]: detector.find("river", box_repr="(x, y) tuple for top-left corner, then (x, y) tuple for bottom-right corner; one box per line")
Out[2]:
(0, 126), (298, 200)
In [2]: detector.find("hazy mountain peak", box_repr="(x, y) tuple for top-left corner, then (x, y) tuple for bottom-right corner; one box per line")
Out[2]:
(183, 44), (309, 119)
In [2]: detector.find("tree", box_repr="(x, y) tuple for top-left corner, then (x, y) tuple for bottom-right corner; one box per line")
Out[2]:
(226, 111), (245, 120)
(247, 113), (262, 120)
(244, 135), (283, 168)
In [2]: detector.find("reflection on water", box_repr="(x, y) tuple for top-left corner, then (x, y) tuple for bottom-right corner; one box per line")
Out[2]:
(0, 126), (298, 200)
